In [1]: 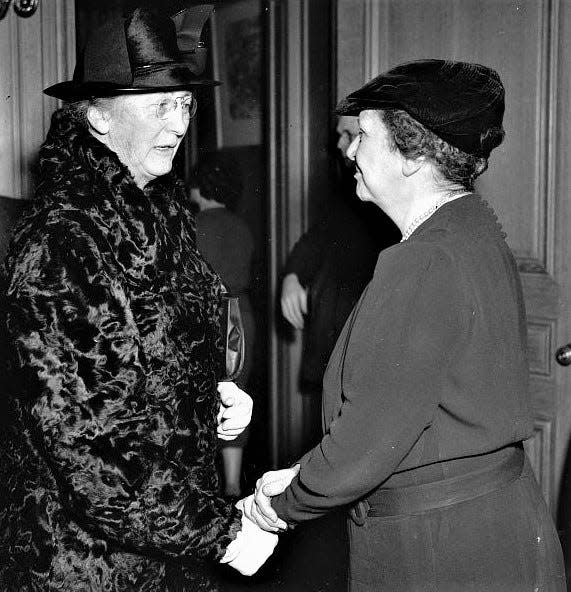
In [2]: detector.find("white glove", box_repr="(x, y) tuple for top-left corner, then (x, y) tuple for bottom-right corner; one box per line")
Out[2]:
(242, 465), (300, 532)
(217, 381), (253, 441)
(280, 273), (307, 329)
(220, 504), (279, 576)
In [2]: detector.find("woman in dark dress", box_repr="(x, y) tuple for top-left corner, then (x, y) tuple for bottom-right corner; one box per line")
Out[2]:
(244, 60), (566, 591)
(0, 7), (276, 591)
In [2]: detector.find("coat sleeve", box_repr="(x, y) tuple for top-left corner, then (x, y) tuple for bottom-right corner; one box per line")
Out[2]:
(272, 242), (469, 523)
(283, 213), (333, 286)
(4, 217), (241, 561)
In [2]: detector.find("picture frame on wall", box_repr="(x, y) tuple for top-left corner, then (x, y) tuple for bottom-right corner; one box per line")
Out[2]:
(211, 0), (262, 148)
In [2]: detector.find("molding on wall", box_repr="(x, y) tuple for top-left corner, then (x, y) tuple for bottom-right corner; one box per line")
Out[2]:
(513, 0), (557, 276)
(524, 418), (553, 510)
(0, 0), (75, 199)
(543, 0), (559, 279)
(363, 0), (380, 81)
(268, 0), (333, 466)
(527, 319), (555, 378)
(363, 0), (389, 81)
(268, 0), (310, 466)
(10, 14), (21, 198)
(267, 0), (280, 466)
(0, 11), (22, 197)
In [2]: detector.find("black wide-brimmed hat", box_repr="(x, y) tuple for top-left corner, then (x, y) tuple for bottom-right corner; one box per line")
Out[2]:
(44, 5), (219, 101)
(337, 59), (505, 157)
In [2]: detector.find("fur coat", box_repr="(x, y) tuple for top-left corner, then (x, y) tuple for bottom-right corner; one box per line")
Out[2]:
(0, 109), (242, 591)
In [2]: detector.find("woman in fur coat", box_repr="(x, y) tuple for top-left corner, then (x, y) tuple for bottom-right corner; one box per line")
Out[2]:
(0, 7), (275, 591)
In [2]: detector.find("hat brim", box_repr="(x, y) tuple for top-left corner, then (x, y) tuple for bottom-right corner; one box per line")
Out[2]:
(336, 97), (400, 116)
(336, 76), (404, 116)
(44, 77), (220, 101)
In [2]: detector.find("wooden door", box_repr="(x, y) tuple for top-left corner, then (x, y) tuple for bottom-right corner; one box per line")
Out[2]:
(336, 0), (571, 576)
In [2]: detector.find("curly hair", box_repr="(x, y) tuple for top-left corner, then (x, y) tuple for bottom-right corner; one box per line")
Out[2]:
(381, 109), (489, 190)
(189, 152), (243, 211)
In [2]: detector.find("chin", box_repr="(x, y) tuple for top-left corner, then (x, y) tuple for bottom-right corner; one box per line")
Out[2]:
(355, 188), (372, 202)
(147, 161), (174, 179)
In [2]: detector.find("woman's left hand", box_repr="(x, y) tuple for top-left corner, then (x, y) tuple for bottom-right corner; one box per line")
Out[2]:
(217, 381), (253, 440)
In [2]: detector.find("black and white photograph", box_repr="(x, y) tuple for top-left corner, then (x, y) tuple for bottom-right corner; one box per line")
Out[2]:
(0, 1), (570, 590)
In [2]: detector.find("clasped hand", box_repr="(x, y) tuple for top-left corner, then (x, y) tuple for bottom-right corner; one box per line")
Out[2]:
(217, 381), (253, 440)
(222, 464), (300, 575)
(239, 464), (300, 532)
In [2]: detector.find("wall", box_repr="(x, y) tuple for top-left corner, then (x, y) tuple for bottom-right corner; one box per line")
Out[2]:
(0, 1), (75, 200)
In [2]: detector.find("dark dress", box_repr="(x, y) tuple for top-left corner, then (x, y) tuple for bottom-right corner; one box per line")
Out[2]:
(284, 192), (400, 388)
(0, 110), (241, 591)
(195, 207), (256, 390)
(272, 194), (565, 591)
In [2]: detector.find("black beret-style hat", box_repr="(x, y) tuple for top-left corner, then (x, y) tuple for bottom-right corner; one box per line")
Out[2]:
(337, 59), (505, 157)
(44, 5), (219, 101)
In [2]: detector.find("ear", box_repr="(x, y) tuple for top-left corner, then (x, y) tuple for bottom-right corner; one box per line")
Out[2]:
(86, 104), (111, 135)
(402, 156), (424, 178)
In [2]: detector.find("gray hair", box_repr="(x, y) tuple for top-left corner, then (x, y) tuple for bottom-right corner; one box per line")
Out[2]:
(63, 97), (120, 128)
(381, 109), (488, 191)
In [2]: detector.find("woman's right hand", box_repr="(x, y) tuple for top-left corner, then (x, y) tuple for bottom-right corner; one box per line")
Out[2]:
(280, 273), (307, 330)
(240, 465), (300, 532)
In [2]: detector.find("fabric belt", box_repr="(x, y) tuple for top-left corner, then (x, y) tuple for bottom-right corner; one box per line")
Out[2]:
(349, 446), (524, 525)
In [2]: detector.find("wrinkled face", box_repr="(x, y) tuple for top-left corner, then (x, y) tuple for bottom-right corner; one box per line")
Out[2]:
(336, 115), (360, 162)
(105, 91), (193, 188)
(346, 110), (404, 208)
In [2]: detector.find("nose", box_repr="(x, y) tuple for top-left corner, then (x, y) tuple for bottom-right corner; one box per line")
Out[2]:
(165, 105), (189, 136)
(346, 135), (359, 161)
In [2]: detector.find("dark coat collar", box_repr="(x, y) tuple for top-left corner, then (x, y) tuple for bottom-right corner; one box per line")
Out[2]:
(35, 108), (179, 212)
(16, 108), (193, 285)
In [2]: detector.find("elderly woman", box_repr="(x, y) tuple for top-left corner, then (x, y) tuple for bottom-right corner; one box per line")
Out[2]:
(245, 60), (566, 591)
(0, 7), (276, 591)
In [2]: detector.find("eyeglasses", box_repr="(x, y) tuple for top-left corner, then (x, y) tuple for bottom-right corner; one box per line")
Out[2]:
(153, 95), (197, 121)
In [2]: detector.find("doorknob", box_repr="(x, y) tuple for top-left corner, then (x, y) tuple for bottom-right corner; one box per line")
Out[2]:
(556, 344), (571, 366)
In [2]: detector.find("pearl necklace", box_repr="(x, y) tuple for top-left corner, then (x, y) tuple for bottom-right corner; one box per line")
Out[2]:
(400, 192), (470, 242)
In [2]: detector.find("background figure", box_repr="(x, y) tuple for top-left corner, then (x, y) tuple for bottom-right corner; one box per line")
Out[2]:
(0, 8), (274, 591)
(281, 115), (400, 398)
(189, 152), (256, 499)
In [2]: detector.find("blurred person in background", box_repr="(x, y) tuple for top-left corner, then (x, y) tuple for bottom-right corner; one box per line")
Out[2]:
(281, 115), (400, 401)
